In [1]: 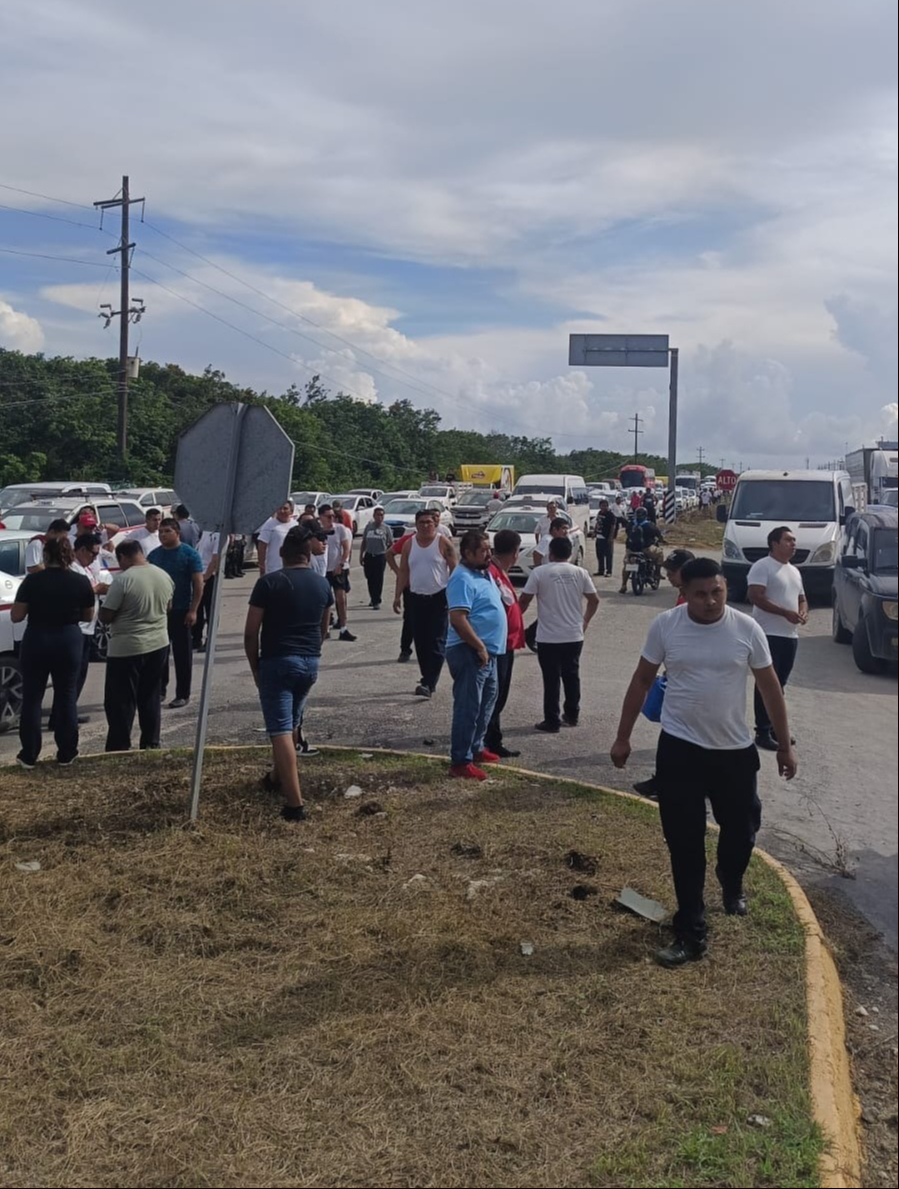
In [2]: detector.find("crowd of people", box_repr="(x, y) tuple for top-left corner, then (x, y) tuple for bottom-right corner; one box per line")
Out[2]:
(11, 492), (804, 968)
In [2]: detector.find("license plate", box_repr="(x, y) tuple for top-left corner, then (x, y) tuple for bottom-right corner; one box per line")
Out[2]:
(625, 564), (640, 572)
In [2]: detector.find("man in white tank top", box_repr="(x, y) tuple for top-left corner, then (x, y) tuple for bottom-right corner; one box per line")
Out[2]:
(393, 509), (456, 696)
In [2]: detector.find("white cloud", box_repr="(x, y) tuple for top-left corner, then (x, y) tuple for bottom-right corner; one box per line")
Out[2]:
(0, 299), (44, 352)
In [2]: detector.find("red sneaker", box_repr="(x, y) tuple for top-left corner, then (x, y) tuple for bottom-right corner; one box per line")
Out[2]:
(449, 762), (488, 781)
(474, 749), (501, 765)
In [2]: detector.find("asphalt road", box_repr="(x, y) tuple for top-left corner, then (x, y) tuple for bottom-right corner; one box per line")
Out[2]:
(4, 562), (896, 948)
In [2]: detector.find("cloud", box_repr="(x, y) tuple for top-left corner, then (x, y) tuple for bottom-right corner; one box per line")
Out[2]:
(0, 299), (44, 352)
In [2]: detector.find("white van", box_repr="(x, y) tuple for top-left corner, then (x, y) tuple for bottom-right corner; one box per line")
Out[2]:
(720, 469), (856, 600)
(511, 473), (591, 533)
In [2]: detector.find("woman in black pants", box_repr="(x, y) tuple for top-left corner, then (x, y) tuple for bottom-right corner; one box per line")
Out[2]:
(11, 536), (94, 769)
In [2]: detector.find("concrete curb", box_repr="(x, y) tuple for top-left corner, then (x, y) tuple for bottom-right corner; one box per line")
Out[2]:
(14, 742), (863, 1186)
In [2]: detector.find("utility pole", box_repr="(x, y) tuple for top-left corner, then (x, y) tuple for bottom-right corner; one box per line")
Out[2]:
(629, 412), (643, 460)
(697, 444), (705, 469)
(94, 175), (145, 466)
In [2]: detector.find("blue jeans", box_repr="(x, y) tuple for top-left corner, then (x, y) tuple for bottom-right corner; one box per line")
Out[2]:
(258, 655), (319, 736)
(446, 645), (498, 766)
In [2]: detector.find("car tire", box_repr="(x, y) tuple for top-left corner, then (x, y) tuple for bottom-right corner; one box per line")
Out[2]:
(0, 654), (24, 733)
(852, 618), (886, 675)
(832, 598), (852, 645)
(352, 521), (358, 536)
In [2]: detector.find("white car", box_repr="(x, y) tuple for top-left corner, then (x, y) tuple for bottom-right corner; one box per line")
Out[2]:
(114, 487), (178, 515)
(486, 506), (585, 578)
(419, 484), (457, 505)
(379, 490), (419, 506)
(329, 494), (378, 536)
(290, 490), (332, 510)
(381, 498), (455, 539)
(347, 488), (384, 502)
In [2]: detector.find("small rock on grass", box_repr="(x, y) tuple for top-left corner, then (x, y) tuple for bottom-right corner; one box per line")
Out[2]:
(404, 874), (428, 891)
(344, 785), (364, 798)
(856, 1005), (870, 1017)
(748, 1114), (773, 1129)
(15, 861), (41, 873)
(519, 941), (535, 957)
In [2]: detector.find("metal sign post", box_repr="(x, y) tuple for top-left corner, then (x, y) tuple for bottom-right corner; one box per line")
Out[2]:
(174, 402), (295, 820)
(569, 333), (679, 522)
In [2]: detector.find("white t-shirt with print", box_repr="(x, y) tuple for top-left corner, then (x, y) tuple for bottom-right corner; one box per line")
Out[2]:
(746, 555), (805, 639)
(522, 561), (596, 644)
(642, 604), (773, 750)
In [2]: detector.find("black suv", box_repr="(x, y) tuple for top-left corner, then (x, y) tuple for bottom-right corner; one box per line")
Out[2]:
(832, 510), (898, 674)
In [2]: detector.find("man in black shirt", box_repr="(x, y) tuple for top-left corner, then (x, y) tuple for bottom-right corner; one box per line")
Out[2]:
(244, 522), (333, 821)
(593, 498), (619, 577)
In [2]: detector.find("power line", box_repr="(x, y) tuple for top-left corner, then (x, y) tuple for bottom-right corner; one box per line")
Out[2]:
(0, 200), (105, 233)
(0, 246), (110, 266)
(629, 412), (643, 459)
(0, 182), (95, 210)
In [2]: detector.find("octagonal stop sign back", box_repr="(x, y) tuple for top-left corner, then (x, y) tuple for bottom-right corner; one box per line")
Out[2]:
(174, 403), (295, 534)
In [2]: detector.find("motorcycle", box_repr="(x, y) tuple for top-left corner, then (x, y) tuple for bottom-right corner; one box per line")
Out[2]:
(624, 550), (661, 595)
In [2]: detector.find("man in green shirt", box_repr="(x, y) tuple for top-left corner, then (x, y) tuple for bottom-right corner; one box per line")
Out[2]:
(99, 540), (174, 752)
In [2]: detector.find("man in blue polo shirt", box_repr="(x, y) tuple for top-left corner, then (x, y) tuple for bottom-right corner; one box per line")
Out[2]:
(149, 517), (204, 708)
(445, 529), (508, 781)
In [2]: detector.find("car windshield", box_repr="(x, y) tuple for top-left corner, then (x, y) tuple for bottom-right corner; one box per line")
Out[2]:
(458, 491), (493, 506)
(730, 480), (835, 521)
(291, 492), (323, 506)
(0, 505), (73, 531)
(383, 500), (424, 514)
(488, 512), (540, 533)
(871, 528), (898, 573)
(0, 486), (53, 509)
(330, 496), (357, 506)
(879, 490), (898, 509)
(419, 487), (448, 497)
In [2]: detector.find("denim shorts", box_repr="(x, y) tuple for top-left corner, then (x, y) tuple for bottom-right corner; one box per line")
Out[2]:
(258, 654), (320, 736)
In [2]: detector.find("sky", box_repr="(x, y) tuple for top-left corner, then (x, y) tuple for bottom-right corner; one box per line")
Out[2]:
(1, 0), (897, 470)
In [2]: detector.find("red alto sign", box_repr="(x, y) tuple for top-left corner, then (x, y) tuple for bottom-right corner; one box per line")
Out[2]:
(716, 469), (738, 492)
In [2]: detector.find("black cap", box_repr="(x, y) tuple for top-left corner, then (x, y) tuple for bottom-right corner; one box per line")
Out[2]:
(663, 548), (696, 571)
(293, 518), (330, 542)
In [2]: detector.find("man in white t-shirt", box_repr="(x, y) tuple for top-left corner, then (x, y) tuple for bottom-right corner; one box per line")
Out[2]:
(519, 536), (599, 732)
(25, 518), (70, 573)
(534, 499), (562, 543)
(611, 557), (797, 968)
(256, 499), (297, 577)
(113, 508), (163, 558)
(192, 530), (221, 652)
(319, 504), (356, 641)
(747, 526), (807, 752)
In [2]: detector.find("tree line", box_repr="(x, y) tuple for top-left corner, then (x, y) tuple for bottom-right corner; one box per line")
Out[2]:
(0, 348), (707, 492)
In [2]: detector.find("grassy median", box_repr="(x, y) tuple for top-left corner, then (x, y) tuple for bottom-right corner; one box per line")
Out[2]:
(0, 749), (821, 1188)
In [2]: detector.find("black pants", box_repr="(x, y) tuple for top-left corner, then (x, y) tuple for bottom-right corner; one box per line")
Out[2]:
(48, 633), (92, 730)
(536, 640), (583, 726)
(225, 538), (245, 578)
(595, 537), (614, 575)
(104, 646), (169, 751)
(400, 587), (413, 655)
(18, 624), (83, 765)
(656, 731), (761, 944)
(754, 635), (798, 735)
(484, 649), (515, 750)
(408, 590), (448, 691)
(362, 554), (387, 606)
(161, 609), (194, 701)
(193, 577), (215, 647)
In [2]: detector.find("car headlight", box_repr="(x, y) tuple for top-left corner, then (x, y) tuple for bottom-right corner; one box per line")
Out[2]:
(723, 538), (743, 560)
(809, 540), (838, 564)
(883, 601), (898, 621)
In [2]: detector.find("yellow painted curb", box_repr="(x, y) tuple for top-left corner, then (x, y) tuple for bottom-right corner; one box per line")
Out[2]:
(13, 742), (863, 1186)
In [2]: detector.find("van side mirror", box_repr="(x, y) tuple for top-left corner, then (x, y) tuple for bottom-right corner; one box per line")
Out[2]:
(841, 505), (855, 525)
(716, 505), (728, 523)
(840, 555), (862, 570)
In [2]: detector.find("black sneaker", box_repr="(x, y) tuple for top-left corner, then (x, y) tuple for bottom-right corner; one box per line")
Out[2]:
(534, 720), (561, 734)
(297, 744), (321, 758)
(493, 745), (521, 758)
(338, 629), (357, 642)
(280, 804), (308, 823)
(655, 938), (708, 968)
(16, 755), (36, 771)
(633, 777), (659, 800)
(561, 716), (579, 728)
(398, 650), (412, 663)
(57, 754), (79, 767)
(754, 731), (779, 752)
(414, 683), (432, 698)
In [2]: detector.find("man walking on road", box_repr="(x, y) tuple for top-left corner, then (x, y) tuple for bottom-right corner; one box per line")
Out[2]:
(445, 530), (507, 781)
(484, 529), (525, 759)
(594, 498), (619, 577)
(387, 527), (416, 662)
(359, 505), (392, 610)
(319, 504), (356, 641)
(519, 537), (599, 733)
(100, 540), (174, 752)
(748, 527), (807, 751)
(611, 558), (797, 968)
(149, 518), (204, 708)
(393, 509), (456, 698)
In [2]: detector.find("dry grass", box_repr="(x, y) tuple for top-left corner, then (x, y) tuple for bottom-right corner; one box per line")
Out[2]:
(665, 511), (725, 552)
(0, 749), (820, 1189)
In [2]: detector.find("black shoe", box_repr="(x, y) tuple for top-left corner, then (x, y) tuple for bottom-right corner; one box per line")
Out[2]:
(633, 777), (659, 800)
(280, 804), (308, 823)
(338, 629), (357, 642)
(755, 731), (779, 752)
(168, 697), (189, 709)
(297, 745), (320, 758)
(398, 650), (412, 663)
(57, 753), (79, 767)
(493, 745), (521, 758)
(16, 754), (36, 771)
(655, 938), (708, 968)
(561, 716), (579, 728)
(414, 682), (432, 698)
(723, 893), (748, 917)
(534, 720), (561, 733)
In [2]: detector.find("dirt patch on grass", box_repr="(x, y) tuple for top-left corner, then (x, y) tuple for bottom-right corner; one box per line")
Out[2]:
(666, 511), (724, 552)
(0, 749), (820, 1188)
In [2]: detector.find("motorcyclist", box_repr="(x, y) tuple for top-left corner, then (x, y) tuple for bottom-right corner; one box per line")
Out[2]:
(619, 508), (665, 593)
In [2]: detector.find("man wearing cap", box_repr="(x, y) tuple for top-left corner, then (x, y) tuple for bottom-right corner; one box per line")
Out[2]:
(632, 549), (695, 800)
(244, 521), (333, 822)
